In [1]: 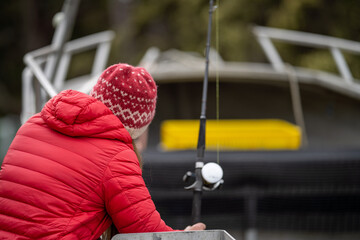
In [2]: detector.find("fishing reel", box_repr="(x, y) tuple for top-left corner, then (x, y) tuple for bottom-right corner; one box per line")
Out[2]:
(184, 162), (224, 191)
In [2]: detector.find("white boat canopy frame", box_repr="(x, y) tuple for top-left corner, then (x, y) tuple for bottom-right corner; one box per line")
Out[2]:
(252, 25), (360, 84)
(21, 6), (360, 125)
(21, 0), (114, 124)
(21, 32), (114, 123)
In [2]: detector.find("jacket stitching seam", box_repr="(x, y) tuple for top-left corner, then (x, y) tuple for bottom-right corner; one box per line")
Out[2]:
(106, 151), (153, 232)
(59, 148), (126, 238)
(62, 148), (130, 237)
(0, 179), (78, 210)
(13, 134), (107, 175)
(72, 98), (97, 125)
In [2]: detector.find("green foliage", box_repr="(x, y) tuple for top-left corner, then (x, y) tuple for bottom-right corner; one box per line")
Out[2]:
(130, 0), (209, 56)
(299, 50), (337, 74)
(1, 0), (360, 117)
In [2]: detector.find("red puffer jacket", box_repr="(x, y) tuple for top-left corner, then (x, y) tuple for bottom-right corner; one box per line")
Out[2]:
(0, 90), (173, 239)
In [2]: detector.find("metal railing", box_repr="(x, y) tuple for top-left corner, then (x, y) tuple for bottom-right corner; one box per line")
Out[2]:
(21, 31), (114, 124)
(251, 26), (360, 148)
(111, 230), (236, 240)
(21, 0), (115, 124)
(252, 26), (360, 84)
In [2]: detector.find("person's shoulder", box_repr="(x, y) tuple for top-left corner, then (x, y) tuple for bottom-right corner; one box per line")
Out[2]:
(114, 147), (139, 164)
(106, 147), (142, 176)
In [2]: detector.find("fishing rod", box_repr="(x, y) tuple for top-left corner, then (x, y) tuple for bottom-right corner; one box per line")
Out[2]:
(184, 0), (224, 224)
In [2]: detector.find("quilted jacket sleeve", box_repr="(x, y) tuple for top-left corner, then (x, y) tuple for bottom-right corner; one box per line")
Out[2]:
(103, 149), (174, 233)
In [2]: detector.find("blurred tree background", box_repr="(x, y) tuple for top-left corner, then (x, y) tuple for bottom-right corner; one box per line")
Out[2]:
(0, 0), (360, 117)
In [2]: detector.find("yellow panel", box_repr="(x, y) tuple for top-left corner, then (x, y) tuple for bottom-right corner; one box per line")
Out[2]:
(160, 119), (301, 151)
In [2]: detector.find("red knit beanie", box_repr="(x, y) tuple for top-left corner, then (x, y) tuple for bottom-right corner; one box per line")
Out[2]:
(90, 63), (157, 139)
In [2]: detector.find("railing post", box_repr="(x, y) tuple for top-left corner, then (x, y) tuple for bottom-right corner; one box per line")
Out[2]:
(21, 68), (36, 124)
(45, 0), (80, 84)
(330, 47), (353, 84)
(286, 64), (308, 148)
(256, 35), (285, 72)
(244, 187), (258, 240)
(92, 42), (112, 77)
(24, 54), (58, 98)
(54, 53), (71, 90)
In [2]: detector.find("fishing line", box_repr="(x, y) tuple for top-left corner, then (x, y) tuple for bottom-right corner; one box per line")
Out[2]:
(215, 0), (220, 164)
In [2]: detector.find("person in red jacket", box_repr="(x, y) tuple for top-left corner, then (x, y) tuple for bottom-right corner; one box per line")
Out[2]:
(0, 63), (205, 240)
